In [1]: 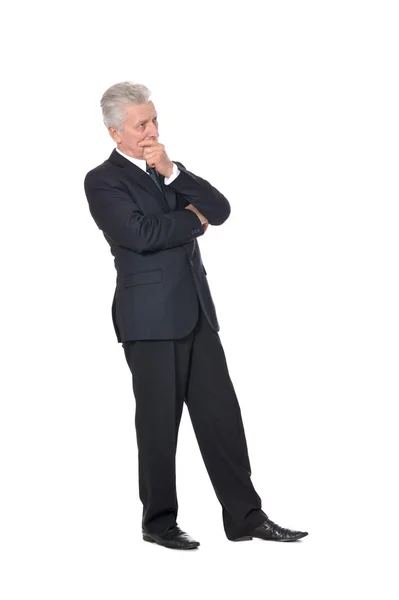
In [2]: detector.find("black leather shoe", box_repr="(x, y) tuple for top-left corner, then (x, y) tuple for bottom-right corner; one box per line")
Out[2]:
(142, 525), (200, 550)
(232, 517), (308, 542)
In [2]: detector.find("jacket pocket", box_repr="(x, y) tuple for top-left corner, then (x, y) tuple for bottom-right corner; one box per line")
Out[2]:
(124, 268), (163, 288)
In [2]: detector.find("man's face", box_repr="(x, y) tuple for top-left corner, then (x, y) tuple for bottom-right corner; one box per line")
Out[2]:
(109, 101), (159, 159)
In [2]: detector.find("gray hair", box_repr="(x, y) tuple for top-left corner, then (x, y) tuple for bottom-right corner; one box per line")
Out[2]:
(100, 81), (152, 131)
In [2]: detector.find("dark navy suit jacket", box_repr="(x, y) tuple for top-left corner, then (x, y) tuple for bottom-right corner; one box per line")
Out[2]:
(83, 148), (231, 342)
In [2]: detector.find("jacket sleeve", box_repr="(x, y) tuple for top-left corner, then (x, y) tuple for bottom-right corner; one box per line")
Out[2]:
(170, 162), (231, 226)
(84, 172), (204, 253)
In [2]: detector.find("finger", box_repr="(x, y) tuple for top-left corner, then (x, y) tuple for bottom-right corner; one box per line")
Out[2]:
(144, 153), (157, 165)
(138, 139), (158, 146)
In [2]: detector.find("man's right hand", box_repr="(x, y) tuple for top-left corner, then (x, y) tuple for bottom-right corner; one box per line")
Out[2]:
(185, 203), (208, 232)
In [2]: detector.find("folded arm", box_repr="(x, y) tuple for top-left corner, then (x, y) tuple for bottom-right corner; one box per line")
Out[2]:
(84, 173), (204, 253)
(170, 162), (231, 226)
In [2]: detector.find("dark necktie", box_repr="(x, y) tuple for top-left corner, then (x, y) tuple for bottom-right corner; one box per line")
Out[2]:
(146, 163), (170, 212)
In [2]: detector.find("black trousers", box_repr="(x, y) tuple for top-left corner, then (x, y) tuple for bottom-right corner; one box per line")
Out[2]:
(122, 297), (267, 540)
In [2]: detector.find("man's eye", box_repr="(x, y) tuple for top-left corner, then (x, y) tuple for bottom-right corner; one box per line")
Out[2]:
(139, 118), (156, 128)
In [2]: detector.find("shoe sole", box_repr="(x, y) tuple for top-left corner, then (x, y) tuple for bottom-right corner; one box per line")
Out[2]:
(143, 533), (200, 549)
(231, 532), (308, 542)
(255, 532), (309, 542)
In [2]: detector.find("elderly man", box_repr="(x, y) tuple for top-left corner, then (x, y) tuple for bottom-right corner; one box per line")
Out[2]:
(84, 81), (308, 550)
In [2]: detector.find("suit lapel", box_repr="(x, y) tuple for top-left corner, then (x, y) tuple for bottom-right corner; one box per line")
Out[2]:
(108, 148), (176, 212)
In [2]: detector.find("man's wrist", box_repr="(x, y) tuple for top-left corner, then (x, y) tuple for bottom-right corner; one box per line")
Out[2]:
(165, 162), (175, 179)
(164, 161), (180, 184)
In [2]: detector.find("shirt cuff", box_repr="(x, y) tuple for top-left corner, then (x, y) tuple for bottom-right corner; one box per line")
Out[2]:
(164, 162), (180, 185)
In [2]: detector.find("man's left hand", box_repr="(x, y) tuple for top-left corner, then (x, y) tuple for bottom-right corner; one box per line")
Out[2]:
(137, 139), (174, 178)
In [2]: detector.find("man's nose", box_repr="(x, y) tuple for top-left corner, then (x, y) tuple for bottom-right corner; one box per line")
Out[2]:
(147, 123), (159, 138)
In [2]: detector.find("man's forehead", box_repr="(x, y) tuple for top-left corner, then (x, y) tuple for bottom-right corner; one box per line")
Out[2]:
(127, 102), (156, 121)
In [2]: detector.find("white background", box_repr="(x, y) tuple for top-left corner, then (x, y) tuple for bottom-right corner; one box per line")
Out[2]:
(1, 0), (398, 598)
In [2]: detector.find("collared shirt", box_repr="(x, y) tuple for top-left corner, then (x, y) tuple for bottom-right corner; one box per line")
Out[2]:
(115, 147), (180, 185)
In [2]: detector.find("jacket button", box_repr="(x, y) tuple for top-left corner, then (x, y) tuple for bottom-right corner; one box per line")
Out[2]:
(190, 260), (194, 266)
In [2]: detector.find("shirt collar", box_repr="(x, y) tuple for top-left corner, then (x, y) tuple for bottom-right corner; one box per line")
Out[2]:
(115, 147), (147, 172)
